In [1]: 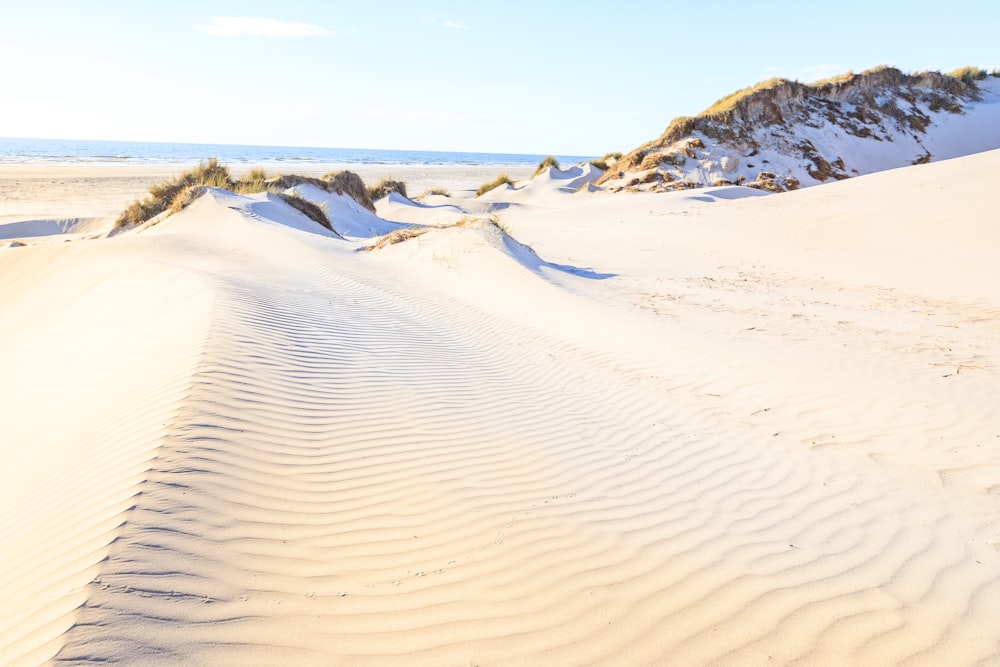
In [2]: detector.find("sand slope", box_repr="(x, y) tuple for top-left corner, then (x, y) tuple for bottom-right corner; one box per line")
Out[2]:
(2, 153), (1000, 665)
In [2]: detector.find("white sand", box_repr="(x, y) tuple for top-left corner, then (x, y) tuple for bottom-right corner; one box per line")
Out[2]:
(2, 153), (999, 665)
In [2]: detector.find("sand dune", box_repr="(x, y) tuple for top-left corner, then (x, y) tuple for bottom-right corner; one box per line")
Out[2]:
(2, 152), (999, 665)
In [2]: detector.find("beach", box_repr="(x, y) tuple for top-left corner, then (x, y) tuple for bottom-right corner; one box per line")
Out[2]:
(2, 152), (1000, 665)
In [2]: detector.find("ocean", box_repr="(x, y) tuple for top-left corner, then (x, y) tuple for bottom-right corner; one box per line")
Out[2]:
(0, 137), (594, 168)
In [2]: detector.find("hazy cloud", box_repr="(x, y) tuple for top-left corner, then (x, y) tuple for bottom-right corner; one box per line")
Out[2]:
(194, 17), (330, 37)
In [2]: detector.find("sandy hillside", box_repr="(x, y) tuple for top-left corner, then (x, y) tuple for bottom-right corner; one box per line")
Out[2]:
(601, 68), (1000, 193)
(1, 152), (999, 665)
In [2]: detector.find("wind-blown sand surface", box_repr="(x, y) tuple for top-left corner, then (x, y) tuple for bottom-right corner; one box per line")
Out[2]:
(1, 152), (999, 665)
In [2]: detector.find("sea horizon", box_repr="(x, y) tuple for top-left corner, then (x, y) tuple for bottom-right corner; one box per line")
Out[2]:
(0, 136), (595, 168)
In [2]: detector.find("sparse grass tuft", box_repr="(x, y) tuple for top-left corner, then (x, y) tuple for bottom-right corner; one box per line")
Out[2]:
(278, 193), (331, 231)
(948, 66), (989, 85)
(365, 226), (428, 252)
(421, 187), (451, 197)
(533, 155), (560, 176)
(367, 177), (408, 201)
(475, 173), (514, 197)
(487, 212), (511, 236)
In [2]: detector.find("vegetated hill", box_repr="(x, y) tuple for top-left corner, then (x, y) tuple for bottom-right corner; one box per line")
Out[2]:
(598, 66), (1000, 193)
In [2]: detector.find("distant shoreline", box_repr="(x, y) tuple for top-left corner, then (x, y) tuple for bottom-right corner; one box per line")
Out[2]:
(0, 137), (594, 169)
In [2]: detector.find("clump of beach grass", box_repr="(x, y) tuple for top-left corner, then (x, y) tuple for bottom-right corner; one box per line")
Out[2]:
(590, 151), (623, 170)
(167, 185), (208, 215)
(116, 158), (233, 228)
(476, 173), (514, 197)
(116, 158), (378, 229)
(323, 170), (376, 212)
(233, 166), (272, 194)
(366, 177), (408, 201)
(421, 187), (451, 197)
(948, 66), (989, 86)
(533, 155), (560, 176)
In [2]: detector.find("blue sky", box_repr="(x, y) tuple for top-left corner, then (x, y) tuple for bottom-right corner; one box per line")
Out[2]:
(1, 1), (997, 155)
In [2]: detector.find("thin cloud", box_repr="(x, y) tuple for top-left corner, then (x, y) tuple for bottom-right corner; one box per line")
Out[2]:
(441, 21), (462, 29)
(194, 17), (330, 37)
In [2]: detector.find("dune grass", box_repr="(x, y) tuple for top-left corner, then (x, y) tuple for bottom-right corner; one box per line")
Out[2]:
(476, 173), (514, 197)
(277, 193), (332, 230)
(590, 151), (623, 170)
(533, 155), (560, 176)
(116, 159), (374, 228)
(232, 167), (273, 195)
(700, 77), (789, 116)
(948, 66), (989, 85)
(116, 158), (234, 228)
(367, 177), (408, 201)
(323, 171), (376, 212)
(421, 187), (451, 197)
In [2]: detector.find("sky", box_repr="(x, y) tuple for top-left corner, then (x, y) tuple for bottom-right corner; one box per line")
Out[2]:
(1, 0), (998, 156)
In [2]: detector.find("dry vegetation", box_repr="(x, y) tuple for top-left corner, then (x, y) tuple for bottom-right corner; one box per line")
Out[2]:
(590, 151), (622, 170)
(276, 193), (332, 231)
(117, 158), (232, 227)
(476, 173), (514, 197)
(366, 212), (510, 253)
(115, 160), (380, 229)
(323, 171), (375, 212)
(366, 177), (408, 201)
(948, 65), (989, 85)
(364, 226), (428, 252)
(533, 155), (560, 176)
